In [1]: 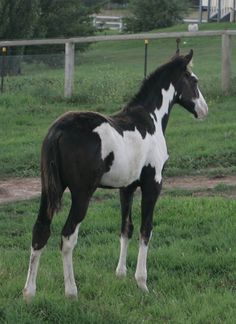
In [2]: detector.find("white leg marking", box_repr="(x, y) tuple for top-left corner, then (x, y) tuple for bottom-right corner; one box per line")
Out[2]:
(23, 248), (43, 302)
(116, 235), (129, 277)
(135, 237), (150, 292)
(61, 223), (80, 298)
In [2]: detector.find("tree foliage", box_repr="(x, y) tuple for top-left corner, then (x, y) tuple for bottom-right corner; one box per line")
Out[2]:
(0, 0), (39, 40)
(0, 0), (40, 74)
(34, 0), (103, 39)
(28, 0), (105, 57)
(125, 0), (188, 32)
(0, 0), (105, 71)
(107, 0), (129, 4)
(0, 0), (105, 41)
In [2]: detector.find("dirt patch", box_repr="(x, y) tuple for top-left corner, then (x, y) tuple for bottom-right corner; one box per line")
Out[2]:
(0, 175), (236, 205)
(0, 178), (41, 204)
(164, 175), (236, 199)
(164, 175), (236, 190)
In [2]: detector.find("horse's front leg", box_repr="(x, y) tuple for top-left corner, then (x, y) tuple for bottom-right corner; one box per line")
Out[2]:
(116, 182), (137, 277)
(135, 170), (162, 292)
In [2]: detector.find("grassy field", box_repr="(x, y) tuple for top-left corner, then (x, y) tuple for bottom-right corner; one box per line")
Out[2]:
(1, 191), (236, 323)
(0, 23), (236, 323)
(0, 23), (236, 178)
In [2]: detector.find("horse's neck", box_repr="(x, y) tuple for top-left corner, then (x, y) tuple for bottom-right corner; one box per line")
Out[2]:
(154, 83), (176, 133)
(125, 75), (176, 133)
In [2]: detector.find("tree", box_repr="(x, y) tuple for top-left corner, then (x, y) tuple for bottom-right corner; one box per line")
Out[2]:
(107, 0), (129, 4)
(125, 0), (188, 32)
(34, 0), (103, 39)
(0, 0), (39, 74)
(0, 0), (39, 40)
(25, 0), (106, 60)
(0, 0), (106, 71)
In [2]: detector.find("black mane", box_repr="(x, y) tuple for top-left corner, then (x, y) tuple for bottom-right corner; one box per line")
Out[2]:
(125, 56), (186, 112)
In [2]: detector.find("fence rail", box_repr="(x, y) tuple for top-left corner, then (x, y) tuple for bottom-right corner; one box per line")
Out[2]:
(0, 30), (235, 97)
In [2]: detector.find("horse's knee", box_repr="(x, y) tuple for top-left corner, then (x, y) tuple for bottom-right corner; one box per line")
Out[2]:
(140, 225), (153, 245)
(121, 219), (134, 239)
(32, 219), (51, 250)
(61, 223), (81, 252)
(127, 223), (134, 239)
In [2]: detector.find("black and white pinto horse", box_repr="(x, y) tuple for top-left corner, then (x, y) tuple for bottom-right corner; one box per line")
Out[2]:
(23, 50), (208, 300)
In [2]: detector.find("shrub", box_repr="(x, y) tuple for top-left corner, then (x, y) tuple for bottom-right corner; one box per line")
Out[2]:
(125, 0), (188, 32)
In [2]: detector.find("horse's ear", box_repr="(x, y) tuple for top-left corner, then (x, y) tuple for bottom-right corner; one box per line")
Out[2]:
(171, 49), (180, 61)
(184, 49), (193, 66)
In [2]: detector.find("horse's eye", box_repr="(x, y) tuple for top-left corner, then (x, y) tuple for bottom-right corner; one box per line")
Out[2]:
(192, 77), (198, 84)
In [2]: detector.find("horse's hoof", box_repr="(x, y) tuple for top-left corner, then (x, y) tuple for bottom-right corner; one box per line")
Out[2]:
(116, 267), (127, 278)
(135, 277), (149, 293)
(138, 283), (149, 293)
(65, 286), (78, 300)
(23, 288), (35, 303)
(65, 293), (78, 300)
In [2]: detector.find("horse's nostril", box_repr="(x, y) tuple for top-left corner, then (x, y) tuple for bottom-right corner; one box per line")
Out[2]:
(196, 106), (208, 119)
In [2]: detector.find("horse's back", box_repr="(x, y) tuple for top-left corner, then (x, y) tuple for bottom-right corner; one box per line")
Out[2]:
(49, 111), (108, 133)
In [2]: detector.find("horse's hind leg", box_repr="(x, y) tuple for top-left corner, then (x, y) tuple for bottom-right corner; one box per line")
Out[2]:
(61, 190), (92, 299)
(23, 192), (53, 302)
(116, 183), (137, 277)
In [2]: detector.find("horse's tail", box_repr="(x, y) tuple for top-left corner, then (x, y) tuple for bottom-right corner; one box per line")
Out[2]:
(41, 131), (63, 219)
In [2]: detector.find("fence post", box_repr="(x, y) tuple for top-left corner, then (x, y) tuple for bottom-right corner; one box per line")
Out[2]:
(199, 0), (203, 23)
(207, 0), (211, 22)
(221, 33), (232, 93)
(218, 0), (221, 22)
(64, 42), (75, 98)
(144, 39), (148, 79)
(1, 47), (7, 93)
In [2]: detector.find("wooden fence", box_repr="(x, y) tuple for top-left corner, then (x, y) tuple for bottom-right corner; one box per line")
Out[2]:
(0, 30), (235, 98)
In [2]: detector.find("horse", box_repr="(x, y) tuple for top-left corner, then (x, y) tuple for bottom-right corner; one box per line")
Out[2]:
(23, 49), (208, 301)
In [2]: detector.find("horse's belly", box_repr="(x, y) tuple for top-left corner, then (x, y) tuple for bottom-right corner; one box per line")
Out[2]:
(99, 139), (168, 188)
(100, 153), (144, 187)
(94, 121), (168, 188)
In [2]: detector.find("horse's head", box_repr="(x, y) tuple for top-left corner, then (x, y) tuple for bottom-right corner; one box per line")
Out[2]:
(174, 50), (208, 119)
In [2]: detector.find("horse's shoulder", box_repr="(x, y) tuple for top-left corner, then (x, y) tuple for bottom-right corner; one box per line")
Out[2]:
(106, 106), (156, 139)
(125, 106), (156, 136)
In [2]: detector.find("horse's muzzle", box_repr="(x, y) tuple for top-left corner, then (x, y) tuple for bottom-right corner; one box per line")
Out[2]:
(193, 91), (208, 119)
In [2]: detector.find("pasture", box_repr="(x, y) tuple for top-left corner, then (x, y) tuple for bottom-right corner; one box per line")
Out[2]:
(0, 23), (236, 323)
(1, 23), (236, 178)
(1, 193), (236, 323)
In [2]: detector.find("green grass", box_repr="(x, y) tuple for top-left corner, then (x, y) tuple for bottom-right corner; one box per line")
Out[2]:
(0, 23), (236, 178)
(1, 22), (236, 323)
(164, 186), (236, 200)
(1, 191), (236, 323)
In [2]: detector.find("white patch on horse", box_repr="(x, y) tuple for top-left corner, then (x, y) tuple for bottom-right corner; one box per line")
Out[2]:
(135, 237), (151, 292)
(94, 84), (175, 187)
(158, 84), (175, 118)
(23, 248), (43, 302)
(191, 72), (198, 81)
(61, 223), (81, 298)
(194, 88), (208, 119)
(116, 235), (129, 277)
